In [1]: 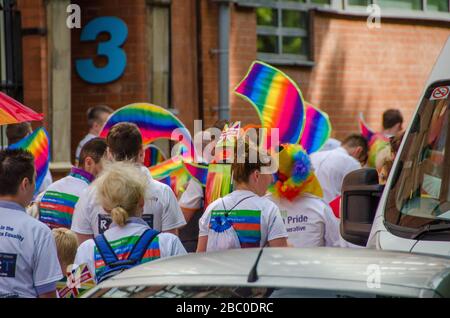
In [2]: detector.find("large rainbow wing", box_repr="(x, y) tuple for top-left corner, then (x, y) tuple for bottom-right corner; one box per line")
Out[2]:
(100, 103), (193, 158)
(183, 161), (208, 187)
(235, 61), (305, 148)
(359, 112), (375, 143)
(8, 128), (50, 194)
(144, 144), (167, 167)
(149, 156), (184, 181)
(300, 103), (332, 154)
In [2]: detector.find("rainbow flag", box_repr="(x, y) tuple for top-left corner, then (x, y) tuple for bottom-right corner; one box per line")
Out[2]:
(300, 103), (331, 154)
(0, 92), (43, 125)
(235, 61), (305, 149)
(144, 144), (166, 167)
(210, 209), (261, 248)
(8, 127), (50, 194)
(100, 103), (193, 158)
(149, 156), (184, 181)
(183, 161), (208, 187)
(359, 113), (375, 143)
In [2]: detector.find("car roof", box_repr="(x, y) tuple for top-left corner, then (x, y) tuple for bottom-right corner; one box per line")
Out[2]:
(91, 248), (450, 298)
(426, 36), (450, 87)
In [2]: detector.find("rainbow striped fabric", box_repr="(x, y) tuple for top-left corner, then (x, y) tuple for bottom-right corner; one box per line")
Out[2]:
(0, 91), (43, 125)
(235, 61), (305, 148)
(8, 127), (50, 194)
(210, 209), (262, 248)
(144, 144), (167, 167)
(94, 235), (161, 278)
(359, 113), (375, 143)
(39, 168), (93, 229)
(183, 161), (208, 187)
(204, 164), (233, 209)
(300, 103), (332, 154)
(99, 103), (193, 158)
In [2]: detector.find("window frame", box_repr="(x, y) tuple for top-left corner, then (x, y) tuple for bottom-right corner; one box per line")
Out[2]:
(247, 0), (332, 66)
(343, 0), (450, 17)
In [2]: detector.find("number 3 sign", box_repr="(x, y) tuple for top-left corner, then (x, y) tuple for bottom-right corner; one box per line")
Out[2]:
(75, 17), (128, 84)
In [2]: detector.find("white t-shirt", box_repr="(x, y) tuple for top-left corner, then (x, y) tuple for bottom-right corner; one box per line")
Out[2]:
(74, 218), (187, 282)
(37, 167), (94, 229)
(0, 201), (63, 298)
(199, 190), (288, 248)
(310, 147), (361, 203)
(75, 133), (97, 161)
(179, 179), (204, 211)
(71, 166), (186, 236)
(268, 193), (341, 248)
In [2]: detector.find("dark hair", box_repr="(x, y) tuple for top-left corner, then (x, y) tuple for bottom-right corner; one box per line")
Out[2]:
(106, 123), (142, 161)
(232, 139), (271, 184)
(6, 122), (32, 145)
(79, 138), (107, 167)
(87, 105), (113, 129)
(0, 149), (35, 196)
(383, 109), (403, 130)
(342, 134), (369, 163)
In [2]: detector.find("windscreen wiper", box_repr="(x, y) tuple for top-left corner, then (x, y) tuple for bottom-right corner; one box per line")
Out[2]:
(412, 222), (450, 240)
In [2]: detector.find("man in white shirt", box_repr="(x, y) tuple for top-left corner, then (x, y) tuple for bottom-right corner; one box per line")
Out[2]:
(0, 149), (62, 298)
(71, 123), (186, 244)
(75, 105), (113, 164)
(311, 134), (368, 203)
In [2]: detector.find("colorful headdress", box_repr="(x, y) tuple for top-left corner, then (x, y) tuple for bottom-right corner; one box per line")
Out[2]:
(358, 112), (390, 167)
(269, 144), (323, 201)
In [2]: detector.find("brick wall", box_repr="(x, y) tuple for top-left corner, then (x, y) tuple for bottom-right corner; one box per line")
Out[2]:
(70, 0), (149, 160)
(17, 0), (48, 131)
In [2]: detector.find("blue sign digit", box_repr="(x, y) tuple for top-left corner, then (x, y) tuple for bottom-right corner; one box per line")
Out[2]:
(76, 17), (128, 84)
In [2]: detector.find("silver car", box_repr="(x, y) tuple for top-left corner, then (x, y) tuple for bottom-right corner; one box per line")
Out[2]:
(84, 247), (450, 298)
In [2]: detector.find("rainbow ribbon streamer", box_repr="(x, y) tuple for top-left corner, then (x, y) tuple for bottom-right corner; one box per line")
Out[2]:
(144, 144), (167, 167)
(8, 127), (50, 194)
(183, 161), (208, 187)
(205, 164), (233, 208)
(300, 103), (331, 154)
(235, 61), (305, 149)
(100, 103), (194, 158)
(149, 156), (184, 181)
(359, 113), (375, 143)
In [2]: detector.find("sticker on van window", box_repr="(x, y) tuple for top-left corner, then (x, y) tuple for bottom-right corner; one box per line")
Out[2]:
(431, 86), (450, 100)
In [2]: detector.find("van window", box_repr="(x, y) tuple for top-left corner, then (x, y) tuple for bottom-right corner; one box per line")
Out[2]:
(385, 82), (450, 238)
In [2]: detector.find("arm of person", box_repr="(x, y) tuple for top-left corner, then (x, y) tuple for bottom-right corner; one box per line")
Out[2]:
(268, 237), (288, 247)
(71, 188), (95, 244)
(179, 180), (204, 224)
(322, 204), (342, 247)
(36, 283), (57, 298)
(161, 185), (187, 235)
(196, 236), (208, 253)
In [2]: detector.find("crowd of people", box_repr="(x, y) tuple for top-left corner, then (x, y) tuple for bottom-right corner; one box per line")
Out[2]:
(0, 105), (405, 298)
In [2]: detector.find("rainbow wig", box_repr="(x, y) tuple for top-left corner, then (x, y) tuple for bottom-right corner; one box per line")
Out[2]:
(269, 144), (323, 201)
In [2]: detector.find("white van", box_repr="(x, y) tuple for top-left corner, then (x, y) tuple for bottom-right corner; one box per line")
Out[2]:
(341, 37), (450, 257)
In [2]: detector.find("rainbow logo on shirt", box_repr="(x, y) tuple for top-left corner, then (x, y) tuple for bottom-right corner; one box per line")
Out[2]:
(210, 210), (262, 248)
(39, 191), (79, 229)
(94, 235), (161, 278)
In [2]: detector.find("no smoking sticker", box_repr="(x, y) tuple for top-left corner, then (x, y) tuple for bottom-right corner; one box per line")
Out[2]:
(431, 86), (450, 100)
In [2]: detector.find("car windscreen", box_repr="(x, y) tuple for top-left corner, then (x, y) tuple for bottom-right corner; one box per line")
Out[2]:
(88, 285), (405, 298)
(385, 81), (450, 239)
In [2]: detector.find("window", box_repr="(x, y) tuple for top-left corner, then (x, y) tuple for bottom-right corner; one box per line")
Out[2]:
(346, 0), (450, 13)
(385, 81), (450, 240)
(255, 0), (331, 65)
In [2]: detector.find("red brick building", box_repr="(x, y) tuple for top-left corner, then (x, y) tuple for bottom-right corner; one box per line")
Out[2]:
(2, 0), (450, 175)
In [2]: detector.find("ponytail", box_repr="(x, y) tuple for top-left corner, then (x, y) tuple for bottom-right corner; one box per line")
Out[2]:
(111, 206), (128, 227)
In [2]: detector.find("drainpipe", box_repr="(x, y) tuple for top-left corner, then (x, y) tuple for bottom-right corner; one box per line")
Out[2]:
(216, 0), (230, 120)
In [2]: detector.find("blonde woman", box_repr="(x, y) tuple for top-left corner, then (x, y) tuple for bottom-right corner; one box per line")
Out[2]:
(74, 162), (186, 283)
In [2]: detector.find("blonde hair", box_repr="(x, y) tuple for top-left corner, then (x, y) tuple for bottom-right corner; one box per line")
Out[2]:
(94, 161), (147, 227)
(52, 228), (78, 271)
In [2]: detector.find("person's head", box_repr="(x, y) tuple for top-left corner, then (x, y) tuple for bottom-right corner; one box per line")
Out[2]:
(0, 149), (35, 207)
(78, 138), (107, 177)
(87, 105), (113, 136)
(94, 161), (147, 227)
(341, 134), (369, 166)
(52, 228), (79, 275)
(378, 157), (393, 185)
(6, 122), (32, 145)
(106, 123), (144, 163)
(382, 109), (403, 135)
(232, 139), (274, 196)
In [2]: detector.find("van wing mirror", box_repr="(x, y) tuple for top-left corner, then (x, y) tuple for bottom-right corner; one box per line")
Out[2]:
(341, 168), (384, 246)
